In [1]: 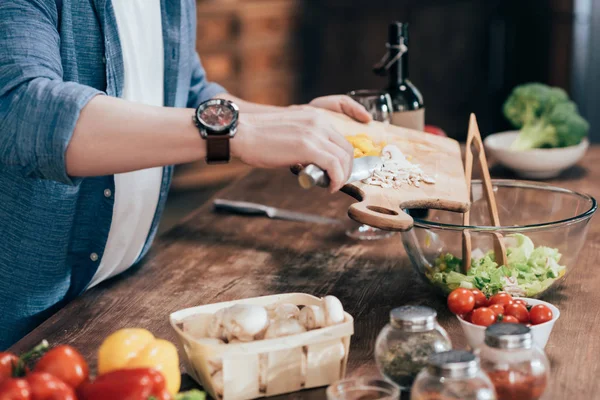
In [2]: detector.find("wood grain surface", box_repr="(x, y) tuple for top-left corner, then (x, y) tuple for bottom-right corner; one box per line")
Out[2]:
(10, 148), (600, 400)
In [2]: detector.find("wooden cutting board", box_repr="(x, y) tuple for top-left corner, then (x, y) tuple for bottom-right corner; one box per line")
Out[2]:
(326, 111), (470, 231)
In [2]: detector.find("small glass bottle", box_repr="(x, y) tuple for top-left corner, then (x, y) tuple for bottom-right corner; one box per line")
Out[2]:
(411, 350), (496, 400)
(374, 306), (452, 390)
(478, 323), (549, 400)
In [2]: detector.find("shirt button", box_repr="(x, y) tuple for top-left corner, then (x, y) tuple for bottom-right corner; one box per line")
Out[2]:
(90, 253), (99, 262)
(104, 189), (112, 198)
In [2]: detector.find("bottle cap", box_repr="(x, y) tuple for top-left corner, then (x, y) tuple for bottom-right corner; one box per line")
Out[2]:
(484, 323), (533, 350)
(389, 305), (436, 332)
(427, 350), (480, 379)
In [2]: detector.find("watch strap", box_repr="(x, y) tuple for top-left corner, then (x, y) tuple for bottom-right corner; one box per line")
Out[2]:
(206, 136), (230, 164)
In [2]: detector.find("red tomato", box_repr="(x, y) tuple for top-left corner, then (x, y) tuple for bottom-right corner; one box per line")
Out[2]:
(513, 299), (528, 307)
(471, 289), (488, 308)
(505, 303), (530, 323)
(502, 315), (520, 323)
(471, 307), (497, 327)
(529, 305), (553, 325)
(35, 345), (89, 389)
(0, 378), (30, 400)
(462, 311), (474, 323)
(27, 372), (77, 400)
(424, 125), (447, 137)
(0, 353), (19, 384)
(488, 292), (514, 307)
(447, 289), (475, 315)
(488, 304), (505, 316)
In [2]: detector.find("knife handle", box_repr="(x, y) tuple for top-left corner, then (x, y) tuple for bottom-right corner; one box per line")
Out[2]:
(298, 164), (330, 189)
(213, 199), (271, 216)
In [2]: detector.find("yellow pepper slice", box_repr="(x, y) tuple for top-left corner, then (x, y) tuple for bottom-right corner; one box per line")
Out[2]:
(98, 328), (181, 395)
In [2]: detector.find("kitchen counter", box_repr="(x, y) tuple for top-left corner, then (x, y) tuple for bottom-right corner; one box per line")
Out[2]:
(10, 147), (600, 399)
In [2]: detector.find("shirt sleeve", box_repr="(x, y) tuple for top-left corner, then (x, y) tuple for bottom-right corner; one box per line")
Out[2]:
(186, 52), (227, 109)
(0, 0), (104, 185)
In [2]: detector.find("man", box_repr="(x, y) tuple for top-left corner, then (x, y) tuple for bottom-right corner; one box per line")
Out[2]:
(0, 0), (370, 349)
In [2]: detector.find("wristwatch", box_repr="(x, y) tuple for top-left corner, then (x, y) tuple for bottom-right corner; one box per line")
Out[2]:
(193, 99), (240, 164)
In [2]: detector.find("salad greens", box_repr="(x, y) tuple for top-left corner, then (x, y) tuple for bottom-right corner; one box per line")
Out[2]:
(426, 234), (566, 297)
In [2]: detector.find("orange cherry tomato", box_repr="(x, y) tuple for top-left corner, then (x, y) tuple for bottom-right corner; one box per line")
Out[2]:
(447, 289), (475, 315)
(501, 315), (520, 323)
(488, 292), (514, 307)
(505, 303), (530, 323)
(488, 304), (505, 316)
(471, 289), (488, 308)
(471, 307), (497, 327)
(529, 304), (553, 325)
(34, 345), (89, 389)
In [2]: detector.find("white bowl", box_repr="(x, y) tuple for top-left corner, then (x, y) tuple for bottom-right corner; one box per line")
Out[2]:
(457, 298), (560, 349)
(484, 131), (589, 179)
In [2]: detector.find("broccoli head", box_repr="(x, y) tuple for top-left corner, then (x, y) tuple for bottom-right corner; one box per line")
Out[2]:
(503, 83), (569, 128)
(510, 101), (589, 150)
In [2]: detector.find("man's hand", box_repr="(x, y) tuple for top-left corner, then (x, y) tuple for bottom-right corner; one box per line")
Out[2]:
(308, 95), (372, 123)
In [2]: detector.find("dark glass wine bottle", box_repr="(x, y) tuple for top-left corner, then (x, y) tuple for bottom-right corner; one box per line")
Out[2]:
(374, 22), (425, 131)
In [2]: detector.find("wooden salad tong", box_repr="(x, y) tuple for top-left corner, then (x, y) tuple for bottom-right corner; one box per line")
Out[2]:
(462, 114), (508, 273)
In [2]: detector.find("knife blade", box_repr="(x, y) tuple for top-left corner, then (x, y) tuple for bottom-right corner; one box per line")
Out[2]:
(298, 156), (382, 189)
(213, 199), (342, 225)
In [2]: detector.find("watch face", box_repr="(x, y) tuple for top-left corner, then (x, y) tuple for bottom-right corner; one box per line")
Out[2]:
(199, 104), (235, 132)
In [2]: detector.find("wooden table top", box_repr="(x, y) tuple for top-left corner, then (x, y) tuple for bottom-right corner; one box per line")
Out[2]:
(10, 147), (600, 399)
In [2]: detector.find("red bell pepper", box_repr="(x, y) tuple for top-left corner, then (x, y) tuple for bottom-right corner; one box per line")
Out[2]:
(77, 368), (171, 400)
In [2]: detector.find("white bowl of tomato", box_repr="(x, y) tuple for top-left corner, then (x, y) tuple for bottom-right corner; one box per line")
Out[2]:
(447, 289), (560, 349)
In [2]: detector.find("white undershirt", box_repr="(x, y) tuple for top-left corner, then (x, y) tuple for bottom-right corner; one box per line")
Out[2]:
(88, 0), (164, 288)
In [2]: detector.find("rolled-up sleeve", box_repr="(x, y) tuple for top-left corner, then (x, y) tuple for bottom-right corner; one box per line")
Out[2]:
(0, 1), (103, 185)
(186, 52), (227, 109)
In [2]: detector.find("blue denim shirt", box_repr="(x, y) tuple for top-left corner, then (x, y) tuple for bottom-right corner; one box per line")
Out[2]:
(0, 0), (225, 349)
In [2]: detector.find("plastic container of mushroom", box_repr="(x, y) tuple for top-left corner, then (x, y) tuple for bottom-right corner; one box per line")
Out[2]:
(170, 293), (354, 400)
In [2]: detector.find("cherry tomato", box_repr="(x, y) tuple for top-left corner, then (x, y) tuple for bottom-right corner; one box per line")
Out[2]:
(471, 289), (488, 308)
(35, 345), (89, 389)
(513, 299), (528, 307)
(447, 288), (475, 315)
(0, 353), (19, 384)
(462, 311), (474, 323)
(471, 307), (497, 327)
(529, 304), (553, 325)
(488, 292), (514, 307)
(27, 372), (77, 400)
(488, 304), (505, 316)
(0, 378), (30, 400)
(505, 303), (530, 323)
(501, 315), (520, 323)
(424, 125), (448, 137)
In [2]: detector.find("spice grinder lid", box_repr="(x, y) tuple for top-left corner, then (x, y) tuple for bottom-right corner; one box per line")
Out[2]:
(390, 305), (436, 331)
(427, 350), (479, 378)
(484, 323), (533, 350)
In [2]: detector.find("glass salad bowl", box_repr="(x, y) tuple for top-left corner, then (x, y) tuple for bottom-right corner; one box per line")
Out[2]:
(401, 180), (596, 298)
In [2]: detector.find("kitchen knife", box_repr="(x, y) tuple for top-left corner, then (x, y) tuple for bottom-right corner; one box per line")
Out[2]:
(213, 199), (342, 225)
(298, 156), (382, 189)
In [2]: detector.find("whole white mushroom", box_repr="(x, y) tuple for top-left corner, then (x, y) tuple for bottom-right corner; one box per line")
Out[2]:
(222, 304), (269, 342)
(299, 305), (326, 330)
(264, 318), (307, 339)
(266, 303), (300, 320)
(207, 308), (227, 340)
(323, 296), (345, 326)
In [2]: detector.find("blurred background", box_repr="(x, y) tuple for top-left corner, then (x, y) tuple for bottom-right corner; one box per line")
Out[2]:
(162, 0), (599, 232)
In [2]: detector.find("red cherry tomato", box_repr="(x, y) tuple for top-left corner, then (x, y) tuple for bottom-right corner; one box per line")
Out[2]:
(513, 299), (528, 307)
(0, 378), (30, 400)
(488, 304), (505, 316)
(488, 292), (514, 307)
(471, 289), (488, 308)
(447, 289), (476, 315)
(502, 315), (520, 323)
(505, 303), (530, 323)
(462, 311), (474, 323)
(529, 304), (553, 325)
(0, 353), (19, 384)
(35, 345), (89, 389)
(424, 125), (447, 137)
(471, 307), (497, 327)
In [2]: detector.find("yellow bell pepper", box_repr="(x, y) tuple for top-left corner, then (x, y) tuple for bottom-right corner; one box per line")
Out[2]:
(97, 328), (181, 395)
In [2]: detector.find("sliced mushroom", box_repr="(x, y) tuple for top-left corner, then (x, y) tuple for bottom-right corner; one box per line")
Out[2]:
(264, 318), (307, 339)
(323, 296), (345, 326)
(212, 370), (224, 397)
(222, 304), (269, 342)
(266, 303), (300, 320)
(299, 305), (326, 330)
